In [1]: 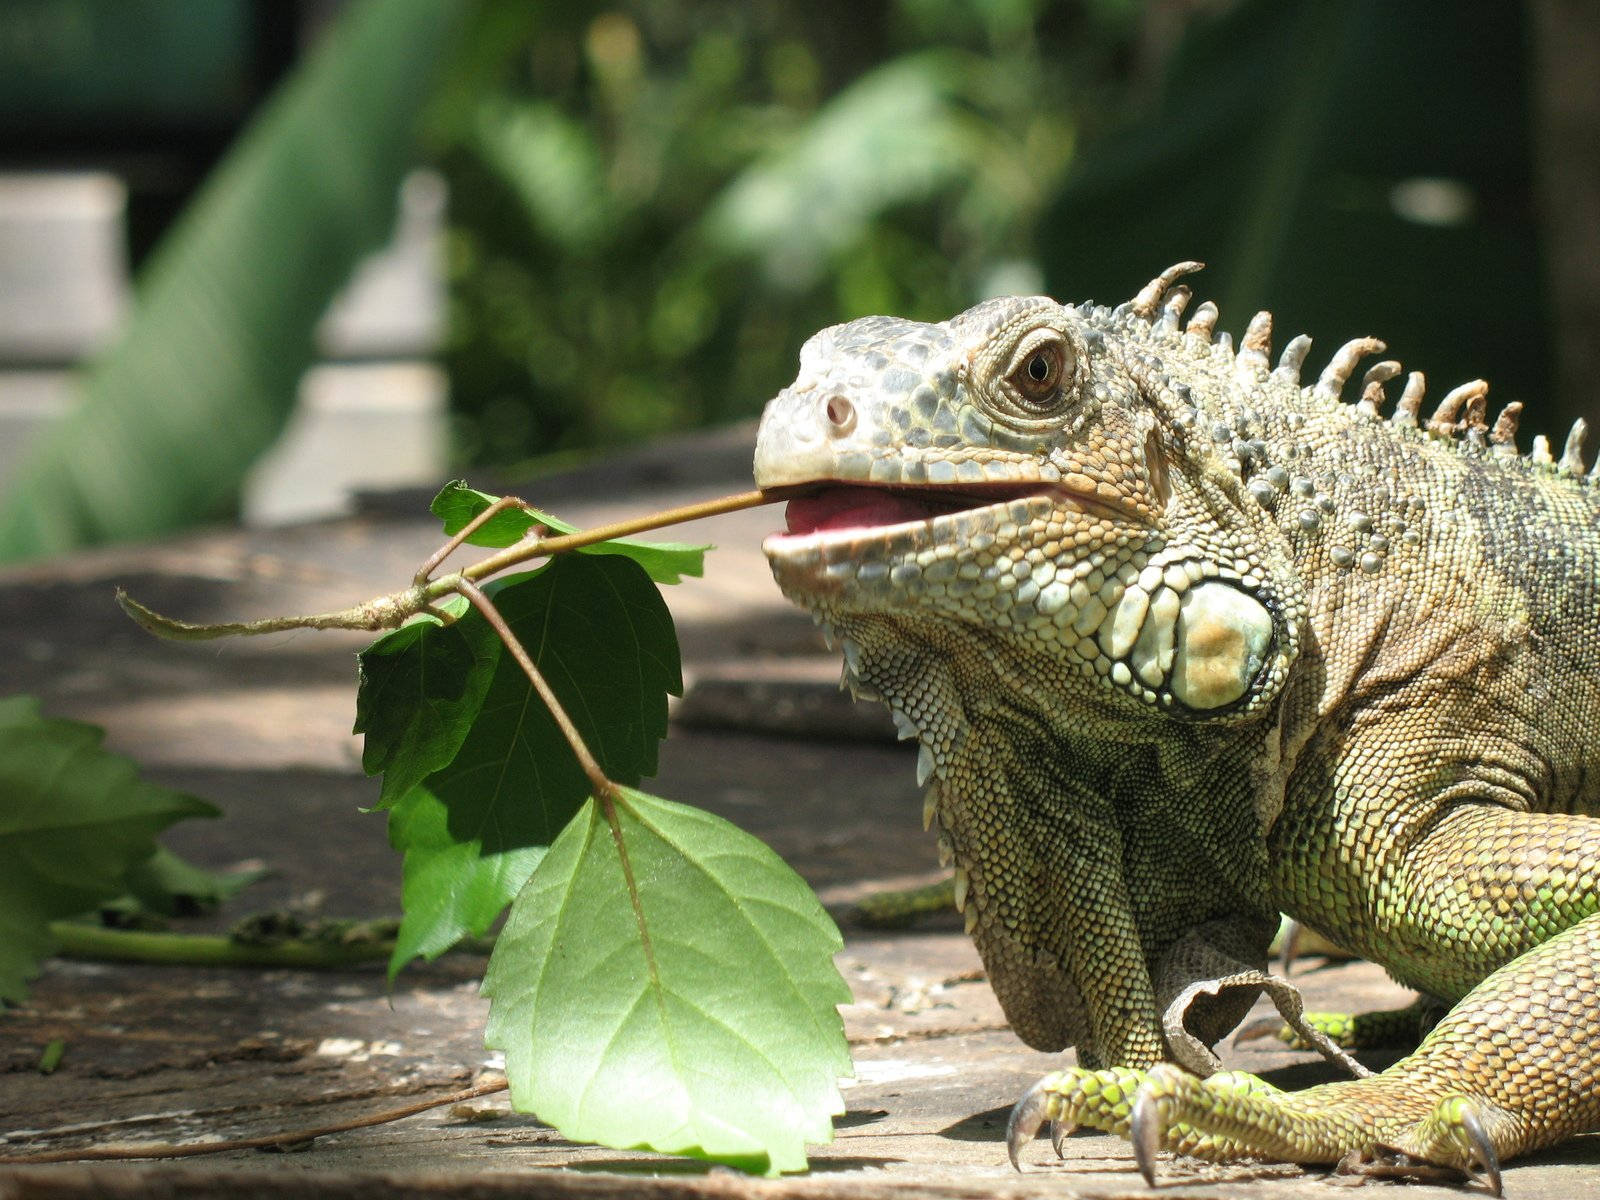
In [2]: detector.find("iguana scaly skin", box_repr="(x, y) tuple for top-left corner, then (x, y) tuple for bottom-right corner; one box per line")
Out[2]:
(752, 263), (1600, 1190)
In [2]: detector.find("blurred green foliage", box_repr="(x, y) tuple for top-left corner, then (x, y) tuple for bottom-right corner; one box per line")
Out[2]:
(435, 0), (1140, 466)
(437, 0), (1561, 468)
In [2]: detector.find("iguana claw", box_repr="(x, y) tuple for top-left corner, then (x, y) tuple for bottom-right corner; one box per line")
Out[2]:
(1456, 1103), (1503, 1198)
(1128, 1073), (1166, 1187)
(1006, 1076), (1051, 1170)
(1050, 1117), (1071, 1158)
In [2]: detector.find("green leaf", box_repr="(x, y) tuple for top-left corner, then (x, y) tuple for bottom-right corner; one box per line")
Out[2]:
(430, 481), (709, 584)
(0, 697), (215, 1004)
(121, 846), (268, 919)
(0, 0), (468, 561)
(483, 788), (852, 1173)
(380, 554), (683, 975)
(354, 594), (494, 807)
(384, 784), (544, 969)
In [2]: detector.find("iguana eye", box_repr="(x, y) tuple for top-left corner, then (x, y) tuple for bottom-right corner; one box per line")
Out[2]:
(1005, 333), (1071, 410)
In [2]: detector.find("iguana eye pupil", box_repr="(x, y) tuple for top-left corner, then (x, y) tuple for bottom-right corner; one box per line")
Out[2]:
(1010, 340), (1066, 408)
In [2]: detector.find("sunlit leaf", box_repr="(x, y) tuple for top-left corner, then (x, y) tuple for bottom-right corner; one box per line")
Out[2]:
(483, 788), (852, 1173)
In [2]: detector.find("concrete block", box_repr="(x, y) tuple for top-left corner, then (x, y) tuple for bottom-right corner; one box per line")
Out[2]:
(0, 172), (129, 361)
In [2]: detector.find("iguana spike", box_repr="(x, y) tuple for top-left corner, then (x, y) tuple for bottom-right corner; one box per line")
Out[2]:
(1462, 387), (1489, 434)
(1153, 285), (1192, 336)
(1235, 312), (1273, 381)
(1185, 300), (1219, 341)
(1242, 311), (1273, 355)
(1427, 380), (1485, 436)
(1561, 417), (1589, 474)
(1273, 335), (1313, 384)
(1356, 360), (1402, 419)
(1130, 261), (1205, 320)
(1490, 402), (1523, 456)
(1393, 371), (1425, 427)
(1314, 337), (1386, 400)
(1532, 434), (1554, 465)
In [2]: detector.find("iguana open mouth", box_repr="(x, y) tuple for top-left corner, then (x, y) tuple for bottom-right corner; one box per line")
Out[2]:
(773, 482), (1122, 539)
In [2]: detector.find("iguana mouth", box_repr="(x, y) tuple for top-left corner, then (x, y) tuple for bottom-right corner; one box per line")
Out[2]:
(769, 481), (1127, 541)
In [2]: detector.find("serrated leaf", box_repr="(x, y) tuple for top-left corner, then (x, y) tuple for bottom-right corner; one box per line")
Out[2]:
(0, 696), (216, 1003)
(381, 554), (682, 975)
(483, 788), (852, 1173)
(354, 593), (494, 806)
(384, 784), (543, 969)
(430, 481), (708, 584)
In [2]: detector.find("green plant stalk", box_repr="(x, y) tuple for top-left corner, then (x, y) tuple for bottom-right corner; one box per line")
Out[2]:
(48, 923), (495, 969)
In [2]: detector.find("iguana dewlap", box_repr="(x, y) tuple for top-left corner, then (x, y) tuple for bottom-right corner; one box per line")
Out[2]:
(753, 263), (1600, 1191)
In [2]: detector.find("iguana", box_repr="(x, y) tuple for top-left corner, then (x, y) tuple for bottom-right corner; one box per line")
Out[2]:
(752, 263), (1600, 1192)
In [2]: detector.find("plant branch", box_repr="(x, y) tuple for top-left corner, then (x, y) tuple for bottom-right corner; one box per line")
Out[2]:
(0, 1076), (510, 1164)
(117, 488), (776, 641)
(460, 488), (771, 582)
(414, 494), (541, 584)
(455, 580), (613, 798)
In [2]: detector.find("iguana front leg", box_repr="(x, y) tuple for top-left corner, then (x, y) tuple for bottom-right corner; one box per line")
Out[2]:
(1014, 804), (1600, 1188)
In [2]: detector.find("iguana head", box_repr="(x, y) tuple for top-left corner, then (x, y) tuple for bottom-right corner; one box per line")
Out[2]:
(754, 263), (1304, 722)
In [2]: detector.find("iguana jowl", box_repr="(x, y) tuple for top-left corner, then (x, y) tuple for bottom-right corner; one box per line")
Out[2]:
(752, 263), (1600, 1190)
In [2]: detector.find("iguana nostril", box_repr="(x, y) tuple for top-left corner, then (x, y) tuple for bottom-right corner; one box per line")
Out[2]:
(823, 394), (857, 435)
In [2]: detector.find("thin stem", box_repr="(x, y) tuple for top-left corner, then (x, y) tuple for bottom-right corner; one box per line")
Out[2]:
(455, 579), (613, 798)
(118, 488), (777, 642)
(0, 1077), (510, 1164)
(413, 494), (541, 585)
(461, 488), (771, 583)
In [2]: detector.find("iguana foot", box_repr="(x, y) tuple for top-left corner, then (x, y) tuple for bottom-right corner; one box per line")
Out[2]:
(1009, 1062), (1508, 1194)
(1007, 1065), (1285, 1171)
(1128, 1066), (1504, 1195)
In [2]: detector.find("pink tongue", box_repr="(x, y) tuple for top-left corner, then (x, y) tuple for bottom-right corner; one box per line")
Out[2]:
(785, 487), (939, 535)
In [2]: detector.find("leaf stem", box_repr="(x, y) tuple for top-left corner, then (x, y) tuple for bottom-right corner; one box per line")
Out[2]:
(455, 580), (614, 799)
(413, 494), (541, 585)
(0, 1076), (510, 1164)
(47, 921), (496, 968)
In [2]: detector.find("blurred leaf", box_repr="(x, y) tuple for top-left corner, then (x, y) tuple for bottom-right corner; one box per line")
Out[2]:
(122, 846), (267, 918)
(700, 51), (974, 290)
(0, 697), (215, 1003)
(0, 0), (469, 561)
(474, 98), (612, 250)
(375, 554), (683, 975)
(483, 788), (852, 1172)
(431, 481), (708, 583)
(1040, 0), (1553, 430)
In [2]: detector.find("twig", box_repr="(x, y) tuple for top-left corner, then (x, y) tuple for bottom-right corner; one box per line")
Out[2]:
(0, 1077), (510, 1164)
(459, 488), (770, 583)
(117, 488), (775, 641)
